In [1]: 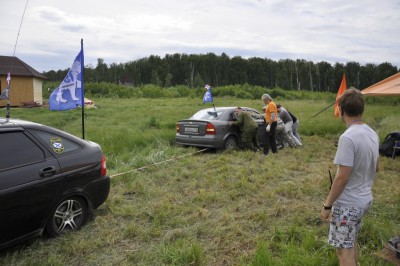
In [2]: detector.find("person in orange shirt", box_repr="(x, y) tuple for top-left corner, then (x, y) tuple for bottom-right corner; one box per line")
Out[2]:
(261, 94), (278, 156)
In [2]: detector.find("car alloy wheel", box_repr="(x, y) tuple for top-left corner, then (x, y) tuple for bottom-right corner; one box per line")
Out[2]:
(46, 197), (88, 237)
(224, 136), (238, 150)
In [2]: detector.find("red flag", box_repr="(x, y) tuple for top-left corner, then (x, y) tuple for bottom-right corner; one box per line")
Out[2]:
(334, 74), (347, 117)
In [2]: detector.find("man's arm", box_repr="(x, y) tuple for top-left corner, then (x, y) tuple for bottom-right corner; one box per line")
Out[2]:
(320, 165), (352, 221)
(233, 113), (244, 126)
(230, 112), (243, 126)
(270, 112), (275, 121)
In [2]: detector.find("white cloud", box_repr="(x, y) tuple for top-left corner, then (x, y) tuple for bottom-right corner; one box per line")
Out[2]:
(0, 0), (399, 72)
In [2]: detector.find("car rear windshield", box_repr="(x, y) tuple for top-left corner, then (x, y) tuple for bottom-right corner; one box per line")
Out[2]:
(191, 109), (225, 120)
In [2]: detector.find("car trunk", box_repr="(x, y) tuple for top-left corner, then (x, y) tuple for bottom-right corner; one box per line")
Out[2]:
(177, 120), (209, 136)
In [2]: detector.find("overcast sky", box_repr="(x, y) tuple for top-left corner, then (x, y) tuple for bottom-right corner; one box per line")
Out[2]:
(1, 0), (399, 72)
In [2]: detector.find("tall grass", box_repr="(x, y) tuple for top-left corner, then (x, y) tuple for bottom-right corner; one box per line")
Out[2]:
(0, 96), (399, 265)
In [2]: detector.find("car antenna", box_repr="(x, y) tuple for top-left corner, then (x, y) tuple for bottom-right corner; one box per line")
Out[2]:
(2, 0), (29, 122)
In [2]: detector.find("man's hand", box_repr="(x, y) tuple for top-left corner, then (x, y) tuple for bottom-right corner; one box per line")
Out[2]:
(320, 208), (331, 223)
(266, 124), (271, 132)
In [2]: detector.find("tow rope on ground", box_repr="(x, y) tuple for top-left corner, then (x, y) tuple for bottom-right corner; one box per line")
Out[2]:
(110, 148), (209, 178)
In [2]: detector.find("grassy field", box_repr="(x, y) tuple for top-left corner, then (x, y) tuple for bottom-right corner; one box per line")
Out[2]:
(0, 96), (399, 265)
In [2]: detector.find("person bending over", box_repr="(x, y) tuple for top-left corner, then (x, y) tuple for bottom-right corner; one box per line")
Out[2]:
(229, 107), (259, 151)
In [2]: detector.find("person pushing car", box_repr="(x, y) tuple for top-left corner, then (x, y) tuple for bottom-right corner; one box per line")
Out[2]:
(229, 107), (259, 151)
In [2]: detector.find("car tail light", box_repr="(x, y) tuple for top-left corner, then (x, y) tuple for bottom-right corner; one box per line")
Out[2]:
(101, 155), (107, 176)
(176, 123), (180, 133)
(206, 123), (216, 134)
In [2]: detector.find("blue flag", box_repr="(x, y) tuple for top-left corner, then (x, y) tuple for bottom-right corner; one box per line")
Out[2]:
(0, 86), (9, 100)
(0, 72), (11, 100)
(203, 84), (213, 103)
(49, 49), (84, 111)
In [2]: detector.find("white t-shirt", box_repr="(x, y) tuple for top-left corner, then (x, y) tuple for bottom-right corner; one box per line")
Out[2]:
(334, 124), (379, 207)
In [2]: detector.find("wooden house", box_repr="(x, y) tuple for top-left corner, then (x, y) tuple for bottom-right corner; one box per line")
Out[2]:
(0, 56), (47, 107)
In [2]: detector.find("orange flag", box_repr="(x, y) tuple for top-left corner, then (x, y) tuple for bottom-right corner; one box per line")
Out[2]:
(334, 74), (347, 117)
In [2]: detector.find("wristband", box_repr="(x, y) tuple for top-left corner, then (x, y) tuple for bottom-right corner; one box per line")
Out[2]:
(323, 203), (332, 210)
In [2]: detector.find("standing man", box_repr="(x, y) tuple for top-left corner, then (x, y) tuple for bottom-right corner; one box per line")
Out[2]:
(261, 94), (278, 156)
(321, 88), (379, 266)
(229, 107), (259, 151)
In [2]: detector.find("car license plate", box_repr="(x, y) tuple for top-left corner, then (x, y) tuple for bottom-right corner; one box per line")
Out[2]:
(184, 127), (198, 133)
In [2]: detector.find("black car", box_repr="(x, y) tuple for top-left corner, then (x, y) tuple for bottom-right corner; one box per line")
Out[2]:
(176, 107), (266, 150)
(0, 118), (110, 250)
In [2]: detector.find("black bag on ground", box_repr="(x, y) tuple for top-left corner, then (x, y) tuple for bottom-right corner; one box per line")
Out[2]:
(379, 132), (400, 157)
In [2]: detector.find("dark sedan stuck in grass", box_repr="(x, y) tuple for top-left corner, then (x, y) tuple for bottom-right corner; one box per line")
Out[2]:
(0, 118), (110, 250)
(176, 107), (266, 150)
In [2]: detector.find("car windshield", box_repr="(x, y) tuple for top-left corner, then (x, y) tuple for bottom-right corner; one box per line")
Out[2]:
(190, 109), (226, 120)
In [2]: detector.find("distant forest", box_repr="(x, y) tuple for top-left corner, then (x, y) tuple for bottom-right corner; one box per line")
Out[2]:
(43, 53), (399, 92)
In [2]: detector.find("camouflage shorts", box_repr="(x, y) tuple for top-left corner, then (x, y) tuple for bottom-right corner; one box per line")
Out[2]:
(328, 202), (371, 249)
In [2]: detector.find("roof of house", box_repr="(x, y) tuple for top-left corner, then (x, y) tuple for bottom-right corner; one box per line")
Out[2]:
(0, 56), (47, 80)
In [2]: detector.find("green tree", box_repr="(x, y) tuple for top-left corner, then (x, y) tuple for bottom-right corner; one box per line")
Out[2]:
(345, 61), (361, 88)
(164, 73), (173, 87)
(151, 70), (160, 86)
(193, 72), (204, 88)
(43, 53), (398, 93)
(96, 58), (108, 83)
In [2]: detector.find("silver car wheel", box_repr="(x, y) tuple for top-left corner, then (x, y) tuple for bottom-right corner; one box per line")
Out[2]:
(224, 136), (238, 149)
(46, 197), (88, 236)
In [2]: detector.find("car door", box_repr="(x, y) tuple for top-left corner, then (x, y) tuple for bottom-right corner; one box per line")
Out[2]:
(0, 130), (62, 246)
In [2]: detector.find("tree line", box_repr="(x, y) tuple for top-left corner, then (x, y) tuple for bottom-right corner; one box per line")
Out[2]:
(43, 53), (399, 92)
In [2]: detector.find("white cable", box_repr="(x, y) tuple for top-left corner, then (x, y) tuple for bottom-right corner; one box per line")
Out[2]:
(110, 148), (209, 178)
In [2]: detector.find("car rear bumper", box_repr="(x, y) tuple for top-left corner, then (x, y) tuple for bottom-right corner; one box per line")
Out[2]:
(176, 134), (224, 149)
(84, 175), (110, 209)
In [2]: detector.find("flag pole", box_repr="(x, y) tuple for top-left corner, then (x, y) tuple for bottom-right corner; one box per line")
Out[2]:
(80, 39), (85, 139)
(5, 73), (11, 123)
(6, 90), (10, 123)
(310, 102), (335, 119)
(310, 73), (347, 120)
